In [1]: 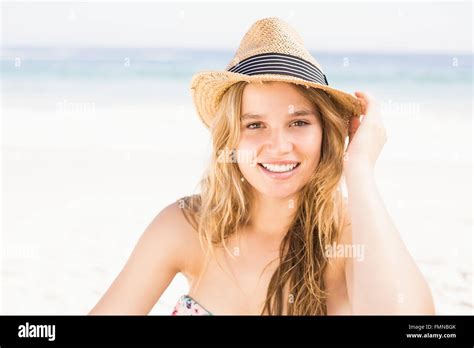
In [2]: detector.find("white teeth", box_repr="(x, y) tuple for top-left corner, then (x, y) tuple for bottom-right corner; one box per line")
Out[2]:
(261, 163), (298, 173)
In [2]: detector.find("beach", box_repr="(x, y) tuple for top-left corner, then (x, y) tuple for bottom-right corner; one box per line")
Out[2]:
(1, 48), (472, 315)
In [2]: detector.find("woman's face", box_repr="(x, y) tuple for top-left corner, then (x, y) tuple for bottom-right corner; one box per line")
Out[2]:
(237, 82), (323, 199)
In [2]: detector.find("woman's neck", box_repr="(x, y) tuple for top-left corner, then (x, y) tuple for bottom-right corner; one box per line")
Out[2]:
(245, 193), (298, 246)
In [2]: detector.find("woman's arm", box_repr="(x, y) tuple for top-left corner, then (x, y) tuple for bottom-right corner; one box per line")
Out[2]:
(88, 202), (186, 315)
(342, 91), (435, 314)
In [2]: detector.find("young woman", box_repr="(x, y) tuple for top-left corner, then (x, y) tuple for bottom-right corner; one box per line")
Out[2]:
(89, 17), (435, 316)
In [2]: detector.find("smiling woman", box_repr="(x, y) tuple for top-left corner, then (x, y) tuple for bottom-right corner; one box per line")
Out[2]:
(237, 81), (345, 200)
(89, 16), (434, 316)
(183, 79), (353, 315)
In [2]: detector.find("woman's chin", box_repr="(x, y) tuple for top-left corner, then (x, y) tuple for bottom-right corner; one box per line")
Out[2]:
(254, 186), (300, 200)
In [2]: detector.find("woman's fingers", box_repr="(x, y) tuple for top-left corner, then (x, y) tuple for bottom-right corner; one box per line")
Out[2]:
(355, 91), (383, 125)
(354, 91), (368, 115)
(353, 90), (387, 146)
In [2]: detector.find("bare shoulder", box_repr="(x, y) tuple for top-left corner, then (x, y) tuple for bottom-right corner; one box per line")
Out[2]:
(146, 197), (202, 274)
(88, 196), (201, 314)
(149, 199), (196, 238)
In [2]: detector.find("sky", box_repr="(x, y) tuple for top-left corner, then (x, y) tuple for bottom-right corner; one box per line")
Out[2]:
(1, 1), (472, 53)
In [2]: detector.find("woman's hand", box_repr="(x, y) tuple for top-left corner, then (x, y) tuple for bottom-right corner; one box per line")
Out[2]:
(341, 92), (435, 315)
(344, 91), (387, 172)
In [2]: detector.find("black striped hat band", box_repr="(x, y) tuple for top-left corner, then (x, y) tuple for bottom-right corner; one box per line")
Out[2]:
(227, 52), (329, 86)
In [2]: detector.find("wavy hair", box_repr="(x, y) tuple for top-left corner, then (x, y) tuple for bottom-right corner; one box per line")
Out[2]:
(181, 81), (348, 315)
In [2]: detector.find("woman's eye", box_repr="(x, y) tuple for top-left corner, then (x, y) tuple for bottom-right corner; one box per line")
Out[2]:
(244, 121), (308, 129)
(291, 120), (309, 127)
(246, 122), (263, 129)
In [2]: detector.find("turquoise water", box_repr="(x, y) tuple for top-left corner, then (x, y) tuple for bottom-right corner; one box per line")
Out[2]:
(1, 46), (472, 124)
(1, 47), (471, 90)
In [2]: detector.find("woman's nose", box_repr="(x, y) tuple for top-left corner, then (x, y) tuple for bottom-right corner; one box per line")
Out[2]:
(264, 129), (293, 155)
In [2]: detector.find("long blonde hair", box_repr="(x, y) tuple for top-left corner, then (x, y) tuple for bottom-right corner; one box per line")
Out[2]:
(181, 81), (348, 315)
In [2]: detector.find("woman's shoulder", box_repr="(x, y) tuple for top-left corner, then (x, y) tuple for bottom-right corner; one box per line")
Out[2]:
(149, 195), (203, 276)
(88, 196), (202, 314)
(151, 195), (201, 243)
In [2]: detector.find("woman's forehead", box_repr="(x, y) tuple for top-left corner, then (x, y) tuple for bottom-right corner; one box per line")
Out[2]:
(241, 82), (315, 116)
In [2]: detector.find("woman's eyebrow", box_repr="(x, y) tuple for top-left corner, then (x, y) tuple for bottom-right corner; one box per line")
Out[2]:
(240, 113), (263, 121)
(289, 109), (314, 117)
(241, 109), (314, 120)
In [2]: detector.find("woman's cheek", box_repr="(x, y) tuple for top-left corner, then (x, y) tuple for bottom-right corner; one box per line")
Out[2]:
(237, 133), (262, 155)
(236, 136), (260, 171)
(239, 130), (261, 143)
(303, 134), (322, 155)
(295, 131), (322, 168)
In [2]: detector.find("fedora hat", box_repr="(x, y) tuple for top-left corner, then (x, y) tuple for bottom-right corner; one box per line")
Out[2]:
(190, 16), (363, 128)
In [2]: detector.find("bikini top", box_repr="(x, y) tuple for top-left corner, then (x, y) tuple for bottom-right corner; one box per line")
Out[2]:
(171, 294), (213, 316)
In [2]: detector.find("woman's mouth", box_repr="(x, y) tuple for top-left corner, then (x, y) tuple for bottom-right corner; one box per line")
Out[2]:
(257, 162), (301, 179)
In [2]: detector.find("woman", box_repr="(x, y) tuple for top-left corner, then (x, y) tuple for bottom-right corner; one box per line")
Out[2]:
(89, 17), (435, 315)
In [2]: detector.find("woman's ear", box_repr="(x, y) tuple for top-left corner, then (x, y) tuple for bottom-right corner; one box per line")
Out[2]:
(348, 116), (361, 144)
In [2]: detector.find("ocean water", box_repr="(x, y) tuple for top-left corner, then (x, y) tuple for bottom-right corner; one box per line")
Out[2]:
(1, 47), (471, 148)
(1, 47), (472, 314)
(1, 47), (472, 109)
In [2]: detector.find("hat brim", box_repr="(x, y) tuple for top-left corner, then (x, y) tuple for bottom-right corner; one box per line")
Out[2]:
(190, 71), (363, 128)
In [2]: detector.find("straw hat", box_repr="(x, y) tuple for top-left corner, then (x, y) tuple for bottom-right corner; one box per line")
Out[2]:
(190, 17), (363, 128)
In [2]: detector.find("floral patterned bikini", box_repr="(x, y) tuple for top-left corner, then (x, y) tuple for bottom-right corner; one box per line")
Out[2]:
(171, 295), (213, 316)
